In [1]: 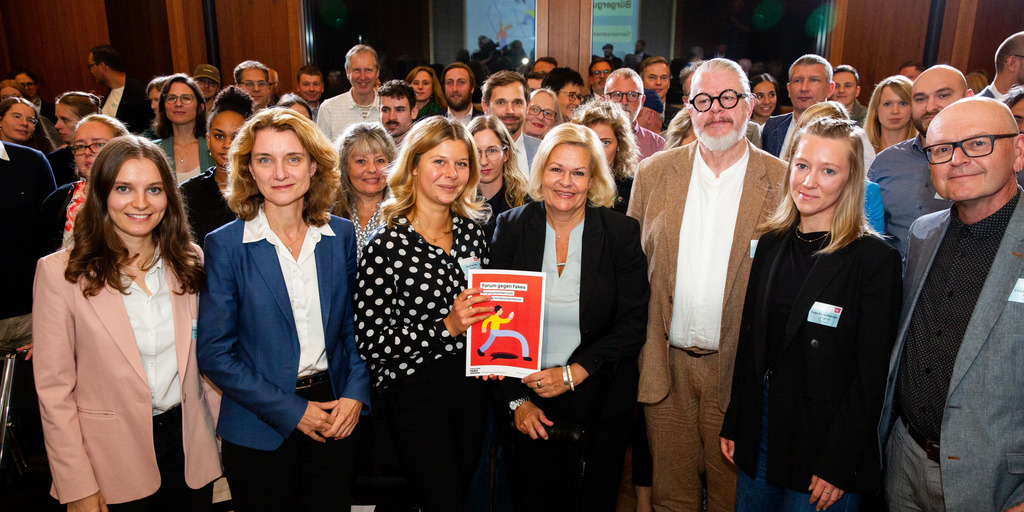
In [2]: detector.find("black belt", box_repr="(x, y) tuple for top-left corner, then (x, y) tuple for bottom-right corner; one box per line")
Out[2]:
(902, 416), (940, 464)
(296, 371), (330, 390)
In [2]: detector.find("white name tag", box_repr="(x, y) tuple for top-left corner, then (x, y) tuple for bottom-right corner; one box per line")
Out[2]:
(807, 301), (843, 328)
(458, 255), (482, 276)
(1009, 278), (1024, 303)
(750, 240), (758, 258)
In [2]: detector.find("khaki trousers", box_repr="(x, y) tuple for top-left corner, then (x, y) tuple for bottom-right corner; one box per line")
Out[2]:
(645, 349), (736, 512)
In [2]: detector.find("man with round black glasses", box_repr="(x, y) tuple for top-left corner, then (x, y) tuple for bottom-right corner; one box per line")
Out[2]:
(627, 58), (786, 512)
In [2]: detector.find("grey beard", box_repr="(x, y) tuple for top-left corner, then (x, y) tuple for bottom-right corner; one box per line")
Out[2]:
(696, 120), (747, 152)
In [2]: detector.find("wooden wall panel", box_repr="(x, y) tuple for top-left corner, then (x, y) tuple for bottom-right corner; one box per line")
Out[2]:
(214, 0), (303, 96)
(0, 0), (110, 103)
(540, 0), (583, 73)
(965, 0), (1024, 77)
(106, 0), (173, 87)
(166, 0), (210, 75)
(830, 0), (931, 103)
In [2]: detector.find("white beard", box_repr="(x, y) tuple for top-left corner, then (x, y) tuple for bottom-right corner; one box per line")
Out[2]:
(696, 119), (747, 152)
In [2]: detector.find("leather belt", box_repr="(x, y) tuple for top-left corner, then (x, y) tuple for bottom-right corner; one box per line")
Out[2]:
(296, 371), (330, 390)
(902, 416), (940, 464)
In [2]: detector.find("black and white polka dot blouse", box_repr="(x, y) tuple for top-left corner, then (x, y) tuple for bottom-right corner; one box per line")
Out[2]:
(355, 214), (489, 388)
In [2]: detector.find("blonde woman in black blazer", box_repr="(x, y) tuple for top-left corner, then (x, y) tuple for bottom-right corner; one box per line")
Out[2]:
(720, 118), (902, 512)
(489, 124), (649, 512)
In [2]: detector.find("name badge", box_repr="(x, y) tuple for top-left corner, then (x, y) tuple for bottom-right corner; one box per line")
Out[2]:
(1009, 278), (1024, 303)
(750, 240), (758, 258)
(807, 301), (843, 328)
(458, 255), (482, 276)
(191, 320), (198, 341)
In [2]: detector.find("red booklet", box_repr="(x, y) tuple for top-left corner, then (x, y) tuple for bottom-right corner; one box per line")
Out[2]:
(465, 270), (546, 378)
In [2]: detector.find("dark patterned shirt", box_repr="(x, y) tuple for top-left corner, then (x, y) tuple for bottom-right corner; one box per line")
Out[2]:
(896, 193), (1019, 440)
(354, 214), (489, 388)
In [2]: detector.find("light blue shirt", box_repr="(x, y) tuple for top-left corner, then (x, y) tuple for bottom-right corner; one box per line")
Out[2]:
(540, 219), (584, 368)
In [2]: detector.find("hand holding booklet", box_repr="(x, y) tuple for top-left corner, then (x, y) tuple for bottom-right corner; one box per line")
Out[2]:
(465, 269), (545, 378)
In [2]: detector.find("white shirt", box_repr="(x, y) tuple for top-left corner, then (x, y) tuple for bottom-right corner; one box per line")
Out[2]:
(513, 133), (530, 177)
(669, 146), (749, 350)
(121, 257), (180, 415)
(316, 91), (381, 142)
(103, 86), (125, 118)
(446, 108), (475, 127)
(243, 208), (333, 377)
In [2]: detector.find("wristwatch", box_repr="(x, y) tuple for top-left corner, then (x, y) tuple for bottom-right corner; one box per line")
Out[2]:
(509, 397), (530, 412)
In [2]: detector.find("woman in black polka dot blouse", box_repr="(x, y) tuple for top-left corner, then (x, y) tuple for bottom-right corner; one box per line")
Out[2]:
(355, 116), (493, 512)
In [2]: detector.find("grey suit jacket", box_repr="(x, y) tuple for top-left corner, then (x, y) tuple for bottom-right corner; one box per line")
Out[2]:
(524, 134), (542, 170)
(878, 191), (1024, 511)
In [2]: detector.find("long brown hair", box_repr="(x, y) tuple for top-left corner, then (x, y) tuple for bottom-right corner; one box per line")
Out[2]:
(64, 135), (204, 296)
(405, 66), (448, 110)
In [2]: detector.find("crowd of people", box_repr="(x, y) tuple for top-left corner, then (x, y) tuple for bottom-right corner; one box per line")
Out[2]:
(2, 29), (1024, 512)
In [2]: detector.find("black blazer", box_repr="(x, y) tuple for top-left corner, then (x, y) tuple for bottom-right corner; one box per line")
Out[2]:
(761, 112), (793, 158)
(720, 226), (902, 493)
(116, 77), (156, 134)
(489, 202), (650, 404)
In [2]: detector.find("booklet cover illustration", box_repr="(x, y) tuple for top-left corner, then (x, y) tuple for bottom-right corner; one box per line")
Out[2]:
(465, 269), (545, 378)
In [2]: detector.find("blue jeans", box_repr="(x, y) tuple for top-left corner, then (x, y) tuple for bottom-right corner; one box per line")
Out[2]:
(735, 387), (861, 512)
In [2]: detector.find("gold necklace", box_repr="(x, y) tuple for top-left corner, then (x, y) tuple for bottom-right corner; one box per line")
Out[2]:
(795, 226), (829, 243)
(412, 216), (452, 243)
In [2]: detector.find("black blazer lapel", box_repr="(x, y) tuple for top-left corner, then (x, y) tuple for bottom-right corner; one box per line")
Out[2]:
(579, 207), (606, 318)
(776, 239), (848, 363)
(520, 202), (547, 271)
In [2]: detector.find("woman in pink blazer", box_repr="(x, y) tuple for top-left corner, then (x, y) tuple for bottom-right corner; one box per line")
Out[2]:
(32, 135), (221, 511)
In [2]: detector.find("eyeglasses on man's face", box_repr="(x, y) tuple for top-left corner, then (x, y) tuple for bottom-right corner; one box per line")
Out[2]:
(689, 89), (748, 112)
(923, 134), (1019, 164)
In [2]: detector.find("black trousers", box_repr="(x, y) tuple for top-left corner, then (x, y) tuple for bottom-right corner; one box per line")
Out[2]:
(221, 380), (359, 512)
(380, 355), (488, 512)
(508, 363), (637, 512)
(107, 406), (213, 512)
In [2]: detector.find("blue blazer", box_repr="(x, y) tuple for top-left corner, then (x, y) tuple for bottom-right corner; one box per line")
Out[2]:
(761, 112), (793, 158)
(197, 216), (370, 450)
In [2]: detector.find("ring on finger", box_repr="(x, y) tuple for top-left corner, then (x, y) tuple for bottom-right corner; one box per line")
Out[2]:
(535, 381), (542, 388)
(824, 491), (832, 495)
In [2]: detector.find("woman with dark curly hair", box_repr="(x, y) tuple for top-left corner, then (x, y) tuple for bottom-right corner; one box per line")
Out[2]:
(153, 74), (213, 182)
(33, 135), (221, 510)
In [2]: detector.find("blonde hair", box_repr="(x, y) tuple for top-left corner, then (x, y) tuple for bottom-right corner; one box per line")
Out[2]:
(663, 109), (695, 150)
(526, 123), (617, 208)
(782, 100), (849, 162)
(226, 108), (341, 226)
(764, 117), (873, 254)
(468, 115), (528, 209)
(569, 99), (640, 180)
(334, 122), (396, 218)
(381, 116), (489, 226)
(865, 75), (917, 152)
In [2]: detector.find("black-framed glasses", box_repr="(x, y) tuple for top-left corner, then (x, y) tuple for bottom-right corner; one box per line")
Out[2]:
(590, 69), (612, 77)
(529, 105), (556, 120)
(923, 134), (1019, 164)
(605, 91), (641, 103)
(70, 142), (107, 155)
(477, 145), (506, 161)
(165, 94), (196, 105)
(558, 91), (582, 102)
(690, 90), (747, 112)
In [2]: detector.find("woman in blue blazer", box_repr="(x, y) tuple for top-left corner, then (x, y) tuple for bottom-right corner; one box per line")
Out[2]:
(720, 118), (902, 512)
(197, 109), (370, 511)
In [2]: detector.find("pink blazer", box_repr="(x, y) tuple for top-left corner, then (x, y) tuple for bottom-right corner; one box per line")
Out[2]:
(32, 249), (222, 505)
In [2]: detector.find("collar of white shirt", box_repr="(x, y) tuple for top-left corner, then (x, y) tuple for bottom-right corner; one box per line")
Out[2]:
(0, 142), (9, 161)
(243, 208), (335, 250)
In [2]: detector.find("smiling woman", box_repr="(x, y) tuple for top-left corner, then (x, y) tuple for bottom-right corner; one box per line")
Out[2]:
(153, 74), (213, 183)
(33, 135), (220, 510)
(197, 107), (370, 511)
